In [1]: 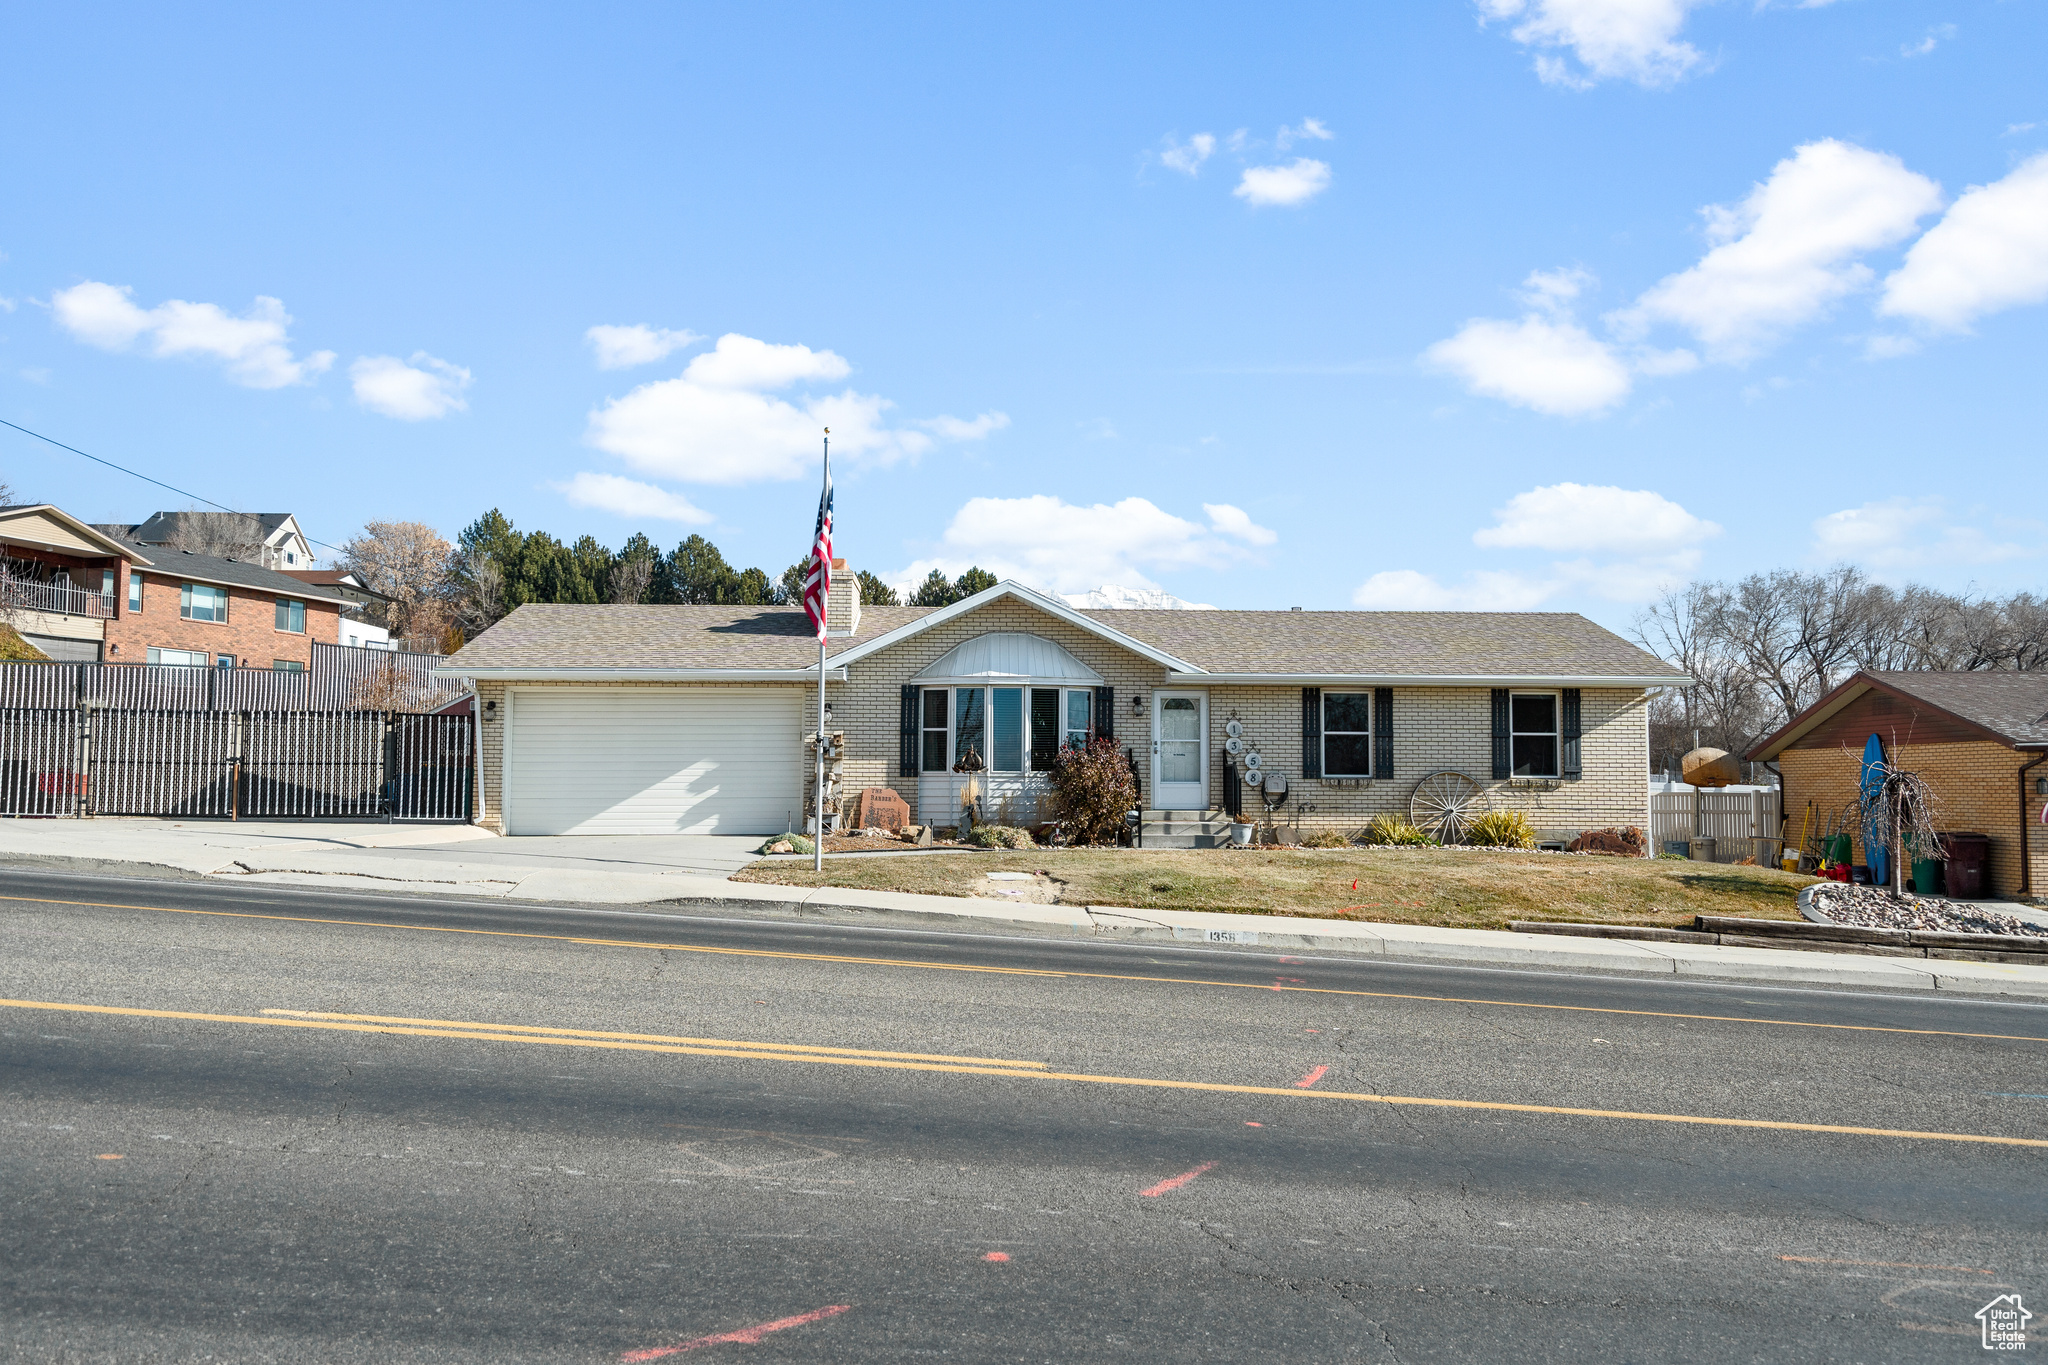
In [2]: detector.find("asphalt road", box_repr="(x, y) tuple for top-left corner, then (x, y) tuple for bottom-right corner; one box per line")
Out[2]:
(3, 866), (2044, 1363)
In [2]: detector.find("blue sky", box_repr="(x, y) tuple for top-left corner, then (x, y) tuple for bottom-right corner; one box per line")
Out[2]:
(2, 1), (2043, 630)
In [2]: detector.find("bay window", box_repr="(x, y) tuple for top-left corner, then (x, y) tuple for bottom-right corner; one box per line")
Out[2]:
(922, 685), (1100, 774)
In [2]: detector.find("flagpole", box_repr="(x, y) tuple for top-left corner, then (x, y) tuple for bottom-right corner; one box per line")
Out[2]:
(815, 432), (830, 874)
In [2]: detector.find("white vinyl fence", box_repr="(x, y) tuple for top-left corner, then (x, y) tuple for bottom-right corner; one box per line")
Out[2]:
(1650, 789), (1783, 863)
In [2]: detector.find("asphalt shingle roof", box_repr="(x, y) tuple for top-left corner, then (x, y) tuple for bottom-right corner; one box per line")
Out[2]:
(1865, 670), (2048, 746)
(111, 538), (351, 602)
(444, 597), (1682, 680)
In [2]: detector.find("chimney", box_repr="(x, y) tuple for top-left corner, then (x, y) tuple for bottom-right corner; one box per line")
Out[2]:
(826, 558), (861, 636)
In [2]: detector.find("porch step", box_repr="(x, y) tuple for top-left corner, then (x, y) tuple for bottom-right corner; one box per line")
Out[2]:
(1139, 809), (1233, 849)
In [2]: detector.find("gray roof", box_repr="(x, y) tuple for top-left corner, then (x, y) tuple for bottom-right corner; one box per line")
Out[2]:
(108, 536), (351, 603)
(1866, 671), (2048, 746)
(128, 511), (297, 543)
(445, 596), (1681, 681)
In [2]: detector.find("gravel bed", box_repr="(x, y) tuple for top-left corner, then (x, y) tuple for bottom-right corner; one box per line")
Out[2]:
(1808, 882), (2040, 937)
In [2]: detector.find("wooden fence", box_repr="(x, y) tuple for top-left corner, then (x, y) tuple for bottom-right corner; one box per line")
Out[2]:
(1650, 789), (1783, 863)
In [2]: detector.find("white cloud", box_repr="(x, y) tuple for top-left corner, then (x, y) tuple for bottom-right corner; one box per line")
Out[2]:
(892, 495), (1272, 596)
(349, 352), (471, 420)
(1880, 152), (2048, 332)
(586, 331), (994, 485)
(0, 296), (15, 314)
(1353, 569), (1558, 610)
(1275, 118), (1334, 150)
(1861, 334), (1920, 360)
(1616, 139), (1942, 362)
(2007, 123), (2039, 138)
(1233, 159), (1332, 207)
(1203, 503), (1278, 546)
(554, 471), (711, 524)
(586, 323), (700, 369)
(1424, 313), (1632, 416)
(1473, 482), (1722, 556)
(1900, 24), (1955, 58)
(1811, 498), (2034, 575)
(1160, 133), (1216, 175)
(1477, 0), (1707, 89)
(50, 281), (334, 388)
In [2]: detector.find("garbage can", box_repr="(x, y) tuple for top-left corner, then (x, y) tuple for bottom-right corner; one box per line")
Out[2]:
(1687, 836), (1717, 863)
(1663, 840), (1690, 858)
(1906, 834), (1944, 896)
(1943, 833), (1991, 899)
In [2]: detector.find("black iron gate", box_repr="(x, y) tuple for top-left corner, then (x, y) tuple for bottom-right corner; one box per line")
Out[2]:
(0, 707), (473, 822)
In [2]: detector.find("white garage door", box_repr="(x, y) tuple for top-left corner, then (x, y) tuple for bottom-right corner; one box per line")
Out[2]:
(506, 687), (803, 836)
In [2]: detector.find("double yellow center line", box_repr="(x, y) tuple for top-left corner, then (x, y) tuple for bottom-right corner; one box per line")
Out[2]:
(7, 997), (2046, 1149)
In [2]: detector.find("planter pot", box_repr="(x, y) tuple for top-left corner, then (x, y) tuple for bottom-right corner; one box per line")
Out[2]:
(1229, 822), (1254, 848)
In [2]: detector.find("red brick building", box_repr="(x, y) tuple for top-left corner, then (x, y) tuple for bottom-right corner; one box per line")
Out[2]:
(100, 540), (351, 670)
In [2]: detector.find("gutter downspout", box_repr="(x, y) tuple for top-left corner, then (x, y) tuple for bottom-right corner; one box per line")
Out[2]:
(2021, 749), (2047, 900)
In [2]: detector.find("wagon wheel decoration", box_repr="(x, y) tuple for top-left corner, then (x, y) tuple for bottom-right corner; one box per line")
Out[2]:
(1409, 770), (1489, 844)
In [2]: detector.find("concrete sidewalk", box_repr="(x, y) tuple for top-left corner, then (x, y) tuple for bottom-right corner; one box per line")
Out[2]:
(6, 817), (2048, 999)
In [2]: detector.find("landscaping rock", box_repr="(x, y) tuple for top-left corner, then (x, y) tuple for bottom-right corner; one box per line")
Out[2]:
(1808, 882), (2037, 937)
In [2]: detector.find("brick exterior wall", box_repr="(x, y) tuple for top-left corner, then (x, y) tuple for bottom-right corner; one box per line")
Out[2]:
(103, 572), (342, 668)
(471, 599), (1653, 841)
(1780, 739), (2047, 900)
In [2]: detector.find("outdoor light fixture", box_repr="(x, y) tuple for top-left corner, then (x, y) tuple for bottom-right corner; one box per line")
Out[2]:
(2038, 776), (2047, 796)
(823, 702), (834, 724)
(1131, 693), (1143, 716)
(483, 700), (498, 721)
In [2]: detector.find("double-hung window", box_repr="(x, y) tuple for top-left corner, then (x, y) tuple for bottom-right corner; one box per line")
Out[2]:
(1511, 693), (1559, 777)
(275, 598), (306, 633)
(128, 573), (143, 612)
(1063, 690), (1092, 749)
(921, 689), (950, 772)
(953, 688), (985, 768)
(1322, 691), (1373, 778)
(180, 582), (228, 622)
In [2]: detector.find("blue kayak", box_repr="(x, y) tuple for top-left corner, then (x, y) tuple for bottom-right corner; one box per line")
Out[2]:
(1860, 733), (1890, 887)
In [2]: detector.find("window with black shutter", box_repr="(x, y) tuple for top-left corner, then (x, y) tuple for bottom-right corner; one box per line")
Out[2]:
(899, 684), (919, 776)
(1490, 688), (1512, 780)
(1510, 693), (1559, 777)
(921, 688), (950, 772)
(1373, 687), (1394, 780)
(1094, 686), (1114, 742)
(1321, 691), (1369, 776)
(1560, 688), (1582, 778)
(1030, 688), (1060, 770)
(1301, 687), (1322, 779)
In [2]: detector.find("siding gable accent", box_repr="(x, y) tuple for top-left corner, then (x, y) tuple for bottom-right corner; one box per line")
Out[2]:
(1560, 687), (1582, 778)
(1490, 688), (1512, 780)
(1301, 687), (1322, 779)
(1374, 687), (1394, 780)
(899, 684), (918, 777)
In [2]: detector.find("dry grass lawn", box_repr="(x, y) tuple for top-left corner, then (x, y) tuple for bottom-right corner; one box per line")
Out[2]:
(733, 846), (1812, 931)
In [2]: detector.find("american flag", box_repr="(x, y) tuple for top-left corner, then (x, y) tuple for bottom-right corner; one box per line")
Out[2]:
(801, 460), (833, 643)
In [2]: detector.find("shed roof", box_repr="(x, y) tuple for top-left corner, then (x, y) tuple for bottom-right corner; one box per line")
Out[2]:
(1750, 670), (2048, 759)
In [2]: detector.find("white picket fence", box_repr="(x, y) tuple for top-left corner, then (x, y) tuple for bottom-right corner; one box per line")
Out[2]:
(1650, 789), (1783, 863)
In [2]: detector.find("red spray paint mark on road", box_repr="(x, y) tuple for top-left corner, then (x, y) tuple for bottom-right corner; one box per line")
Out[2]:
(982, 1252), (1010, 1262)
(621, 1305), (852, 1361)
(1140, 1162), (1218, 1197)
(1245, 1121), (1263, 1127)
(1270, 977), (1305, 991)
(1295, 1065), (1329, 1088)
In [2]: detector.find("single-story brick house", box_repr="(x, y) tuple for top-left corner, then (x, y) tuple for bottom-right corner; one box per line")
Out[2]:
(438, 576), (1685, 839)
(1749, 670), (2048, 900)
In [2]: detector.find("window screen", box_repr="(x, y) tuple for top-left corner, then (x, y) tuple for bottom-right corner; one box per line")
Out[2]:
(922, 688), (949, 772)
(1323, 691), (1373, 777)
(991, 687), (1023, 772)
(1030, 689), (1059, 770)
(954, 688), (984, 768)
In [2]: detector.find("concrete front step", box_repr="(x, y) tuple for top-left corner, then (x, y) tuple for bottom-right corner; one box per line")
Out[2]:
(1139, 809), (1234, 849)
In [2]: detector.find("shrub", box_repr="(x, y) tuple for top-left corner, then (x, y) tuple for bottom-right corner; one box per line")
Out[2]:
(1047, 737), (1138, 846)
(756, 832), (814, 855)
(1466, 809), (1537, 849)
(1301, 830), (1353, 849)
(1359, 813), (1434, 847)
(964, 824), (1035, 850)
(1566, 825), (1647, 857)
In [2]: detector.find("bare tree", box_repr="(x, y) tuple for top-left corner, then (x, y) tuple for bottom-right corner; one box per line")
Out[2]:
(342, 521), (454, 638)
(608, 555), (654, 605)
(451, 546), (507, 638)
(163, 510), (269, 564)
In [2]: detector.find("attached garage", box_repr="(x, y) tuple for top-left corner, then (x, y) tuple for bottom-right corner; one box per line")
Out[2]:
(504, 686), (803, 836)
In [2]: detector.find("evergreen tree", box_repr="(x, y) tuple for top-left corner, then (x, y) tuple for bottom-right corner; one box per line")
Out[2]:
(909, 569), (958, 607)
(731, 566), (774, 605)
(954, 567), (998, 598)
(856, 570), (900, 606)
(775, 562), (807, 606)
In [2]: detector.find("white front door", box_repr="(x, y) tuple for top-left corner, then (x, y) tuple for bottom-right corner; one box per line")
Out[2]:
(1151, 691), (1207, 811)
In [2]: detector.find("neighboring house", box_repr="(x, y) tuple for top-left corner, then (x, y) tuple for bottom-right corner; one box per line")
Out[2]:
(1749, 670), (2048, 900)
(111, 511), (316, 570)
(439, 571), (1684, 839)
(0, 504), (152, 662)
(98, 536), (354, 669)
(280, 570), (395, 649)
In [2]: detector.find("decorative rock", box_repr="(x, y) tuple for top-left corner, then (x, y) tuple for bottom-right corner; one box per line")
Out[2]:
(900, 825), (934, 847)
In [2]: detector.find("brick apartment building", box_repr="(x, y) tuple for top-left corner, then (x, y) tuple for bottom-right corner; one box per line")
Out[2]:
(99, 540), (351, 669)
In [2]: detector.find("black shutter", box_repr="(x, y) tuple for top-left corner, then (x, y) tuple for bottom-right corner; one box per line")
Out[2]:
(1301, 687), (1322, 779)
(1560, 688), (1582, 778)
(1095, 686), (1114, 742)
(1374, 687), (1394, 780)
(1030, 688), (1059, 770)
(1490, 688), (1511, 780)
(899, 685), (919, 777)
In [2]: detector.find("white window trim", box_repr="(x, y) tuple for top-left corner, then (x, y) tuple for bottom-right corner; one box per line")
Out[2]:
(146, 647), (208, 667)
(1322, 690), (1374, 779)
(921, 683), (1096, 776)
(1509, 689), (1561, 779)
(180, 581), (230, 624)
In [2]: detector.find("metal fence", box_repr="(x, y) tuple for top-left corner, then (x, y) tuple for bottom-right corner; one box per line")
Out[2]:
(0, 646), (465, 713)
(0, 706), (472, 822)
(1650, 789), (1783, 862)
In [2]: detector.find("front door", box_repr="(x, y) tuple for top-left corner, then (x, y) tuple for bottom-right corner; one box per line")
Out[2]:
(1151, 692), (1207, 811)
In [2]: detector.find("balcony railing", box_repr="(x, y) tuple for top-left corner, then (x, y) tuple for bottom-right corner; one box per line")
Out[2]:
(7, 579), (116, 619)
